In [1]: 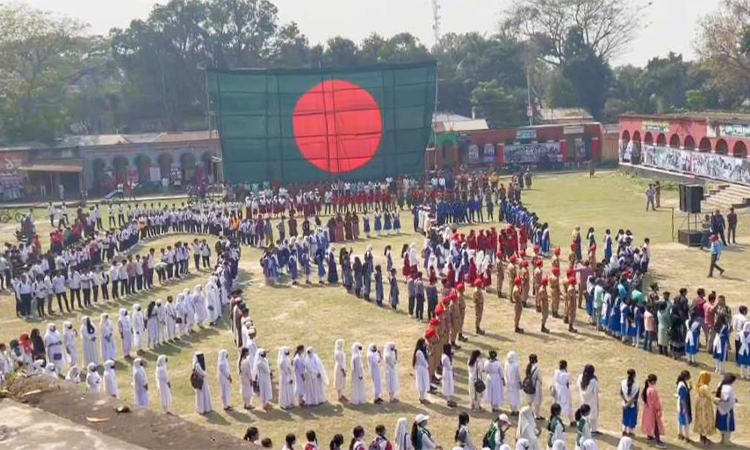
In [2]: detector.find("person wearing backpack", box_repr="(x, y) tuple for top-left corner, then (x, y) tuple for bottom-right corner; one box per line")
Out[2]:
(453, 412), (476, 450)
(482, 415), (510, 450)
(546, 403), (565, 449)
(370, 424), (393, 450)
(522, 354), (544, 420)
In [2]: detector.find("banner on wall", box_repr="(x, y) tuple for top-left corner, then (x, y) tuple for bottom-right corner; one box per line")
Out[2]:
(641, 145), (750, 186)
(504, 142), (562, 164)
(482, 143), (495, 164)
(468, 144), (480, 164)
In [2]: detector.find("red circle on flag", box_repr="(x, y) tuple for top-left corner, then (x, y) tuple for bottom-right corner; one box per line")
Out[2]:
(293, 79), (383, 174)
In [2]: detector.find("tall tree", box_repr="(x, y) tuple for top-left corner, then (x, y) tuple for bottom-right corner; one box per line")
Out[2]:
(323, 37), (359, 67)
(0, 4), (98, 142)
(206, 0), (278, 68)
(502, 0), (646, 66)
(561, 27), (612, 120)
(470, 80), (528, 128)
(698, 0), (750, 108)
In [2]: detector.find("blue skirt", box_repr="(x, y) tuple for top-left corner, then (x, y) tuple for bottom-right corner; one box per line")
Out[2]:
(374, 218), (382, 231)
(716, 410), (735, 432)
(686, 341), (700, 355)
(623, 405), (638, 428)
(628, 323), (637, 338)
(586, 297), (594, 317)
(739, 350), (750, 366)
(364, 220), (371, 232)
(678, 411), (692, 426)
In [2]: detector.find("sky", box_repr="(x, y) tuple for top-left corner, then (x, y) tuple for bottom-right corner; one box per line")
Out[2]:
(20, 0), (723, 67)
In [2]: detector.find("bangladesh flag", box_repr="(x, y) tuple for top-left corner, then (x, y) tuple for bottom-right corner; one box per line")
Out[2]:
(208, 61), (437, 184)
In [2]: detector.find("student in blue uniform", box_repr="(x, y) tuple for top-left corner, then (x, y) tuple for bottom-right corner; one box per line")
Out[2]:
(619, 369), (639, 437)
(300, 248), (312, 285)
(315, 247), (326, 285)
(393, 211), (401, 233)
(341, 251), (353, 293)
(363, 213), (371, 236)
(388, 268), (399, 310)
(374, 265), (384, 306)
(676, 370), (693, 442)
(353, 257), (363, 297)
(685, 310), (701, 366)
(383, 212), (392, 235)
(327, 248), (339, 285)
(713, 316), (730, 374)
(374, 210), (382, 236)
(288, 251), (299, 285)
(604, 229), (613, 262)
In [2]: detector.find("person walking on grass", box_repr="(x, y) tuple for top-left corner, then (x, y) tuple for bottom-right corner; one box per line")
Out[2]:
(708, 235), (725, 278)
(645, 185), (656, 211)
(727, 207), (738, 245)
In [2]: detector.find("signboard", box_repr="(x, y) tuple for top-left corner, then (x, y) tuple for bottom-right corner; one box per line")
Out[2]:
(563, 124), (585, 135)
(149, 166), (161, 182)
(643, 121), (670, 133)
(719, 124), (750, 138)
(503, 142), (562, 164)
(641, 144), (750, 186)
(482, 144), (495, 164)
(468, 144), (480, 164)
(516, 129), (537, 140)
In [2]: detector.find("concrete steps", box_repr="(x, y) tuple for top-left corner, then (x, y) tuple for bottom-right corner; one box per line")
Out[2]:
(702, 183), (750, 211)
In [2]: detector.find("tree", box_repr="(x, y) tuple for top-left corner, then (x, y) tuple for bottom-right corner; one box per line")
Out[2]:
(269, 22), (313, 68)
(502, 0), (646, 65)
(470, 80), (528, 128)
(698, 0), (750, 108)
(561, 28), (612, 120)
(359, 33), (387, 65)
(206, 0), (279, 68)
(0, 4), (99, 142)
(323, 36), (359, 67)
(378, 33), (430, 64)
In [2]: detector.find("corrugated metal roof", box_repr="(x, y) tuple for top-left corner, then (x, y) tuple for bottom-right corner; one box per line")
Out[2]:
(155, 131), (217, 142)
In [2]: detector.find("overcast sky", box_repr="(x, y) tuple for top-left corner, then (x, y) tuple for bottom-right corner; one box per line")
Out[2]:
(20, 0), (722, 67)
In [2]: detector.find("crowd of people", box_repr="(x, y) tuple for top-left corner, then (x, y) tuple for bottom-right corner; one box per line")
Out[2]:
(1, 168), (748, 450)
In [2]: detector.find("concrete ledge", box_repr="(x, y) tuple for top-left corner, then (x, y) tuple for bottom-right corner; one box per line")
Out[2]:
(3, 374), (253, 450)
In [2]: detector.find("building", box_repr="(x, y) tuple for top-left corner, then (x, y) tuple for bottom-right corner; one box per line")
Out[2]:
(0, 131), (221, 199)
(618, 112), (750, 185)
(447, 122), (604, 169)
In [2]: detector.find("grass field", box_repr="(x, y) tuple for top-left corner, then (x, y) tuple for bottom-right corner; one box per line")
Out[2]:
(3, 170), (750, 450)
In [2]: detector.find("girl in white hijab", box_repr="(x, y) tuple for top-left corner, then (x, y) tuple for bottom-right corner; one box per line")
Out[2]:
(155, 355), (172, 413)
(65, 365), (81, 383)
(183, 289), (196, 331)
(278, 347), (295, 410)
(253, 348), (273, 410)
(333, 339), (348, 402)
(132, 357), (149, 408)
(579, 440), (598, 450)
(192, 285), (208, 326)
(103, 359), (119, 398)
(100, 313), (117, 361)
(217, 349), (233, 410)
(239, 347), (255, 410)
(205, 283), (221, 325)
(63, 321), (78, 368)
(85, 362), (102, 393)
(192, 352), (212, 414)
(118, 308), (133, 358)
(505, 351), (521, 415)
(350, 343), (367, 405)
(368, 344), (384, 404)
(516, 406), (539, 450)
(394, 417), (412, 450)
(131, 304), (145, 352)
(80, 316), (99, 367)
(306, 347), (329, 405)
(384, 342), (399, 402)
(551, 440), (568, 450)
(43, 323), (64, 374)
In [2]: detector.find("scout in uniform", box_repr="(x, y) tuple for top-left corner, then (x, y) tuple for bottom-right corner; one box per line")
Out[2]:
(512, 276), (524, 334)
(538, 277), (550, 333)
(495, 254), (505, 298)
(472, 280), (485, 335)
(550, 267), (561, 319)
(567, 277), (578, 333)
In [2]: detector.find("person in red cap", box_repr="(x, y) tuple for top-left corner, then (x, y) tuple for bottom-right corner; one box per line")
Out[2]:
(532, 259), (543, 298)
(512, 276), (524, 333)
(538, 277), (550, 333)
(566, 277), (578, 333)
(550, 266), (561, 319)
(552, 247), (561, 270)
(520, 260), (530, 307)
(473, 280), (485, 335)
(495, 254), (505, 299)
(507, 257), (518, 299)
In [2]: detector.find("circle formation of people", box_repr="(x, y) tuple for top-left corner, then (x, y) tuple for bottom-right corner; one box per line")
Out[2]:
(0, 170), (746, 450)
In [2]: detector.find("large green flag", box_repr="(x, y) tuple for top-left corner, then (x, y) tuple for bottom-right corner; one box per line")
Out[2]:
(208, 61), (437, 184)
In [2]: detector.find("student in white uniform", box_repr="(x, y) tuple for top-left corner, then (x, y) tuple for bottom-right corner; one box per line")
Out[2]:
(155, 355), (172, 413)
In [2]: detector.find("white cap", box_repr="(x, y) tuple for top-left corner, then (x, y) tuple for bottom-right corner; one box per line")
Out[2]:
(415, 414), (429, 424)
(497, 414), (510, 423)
